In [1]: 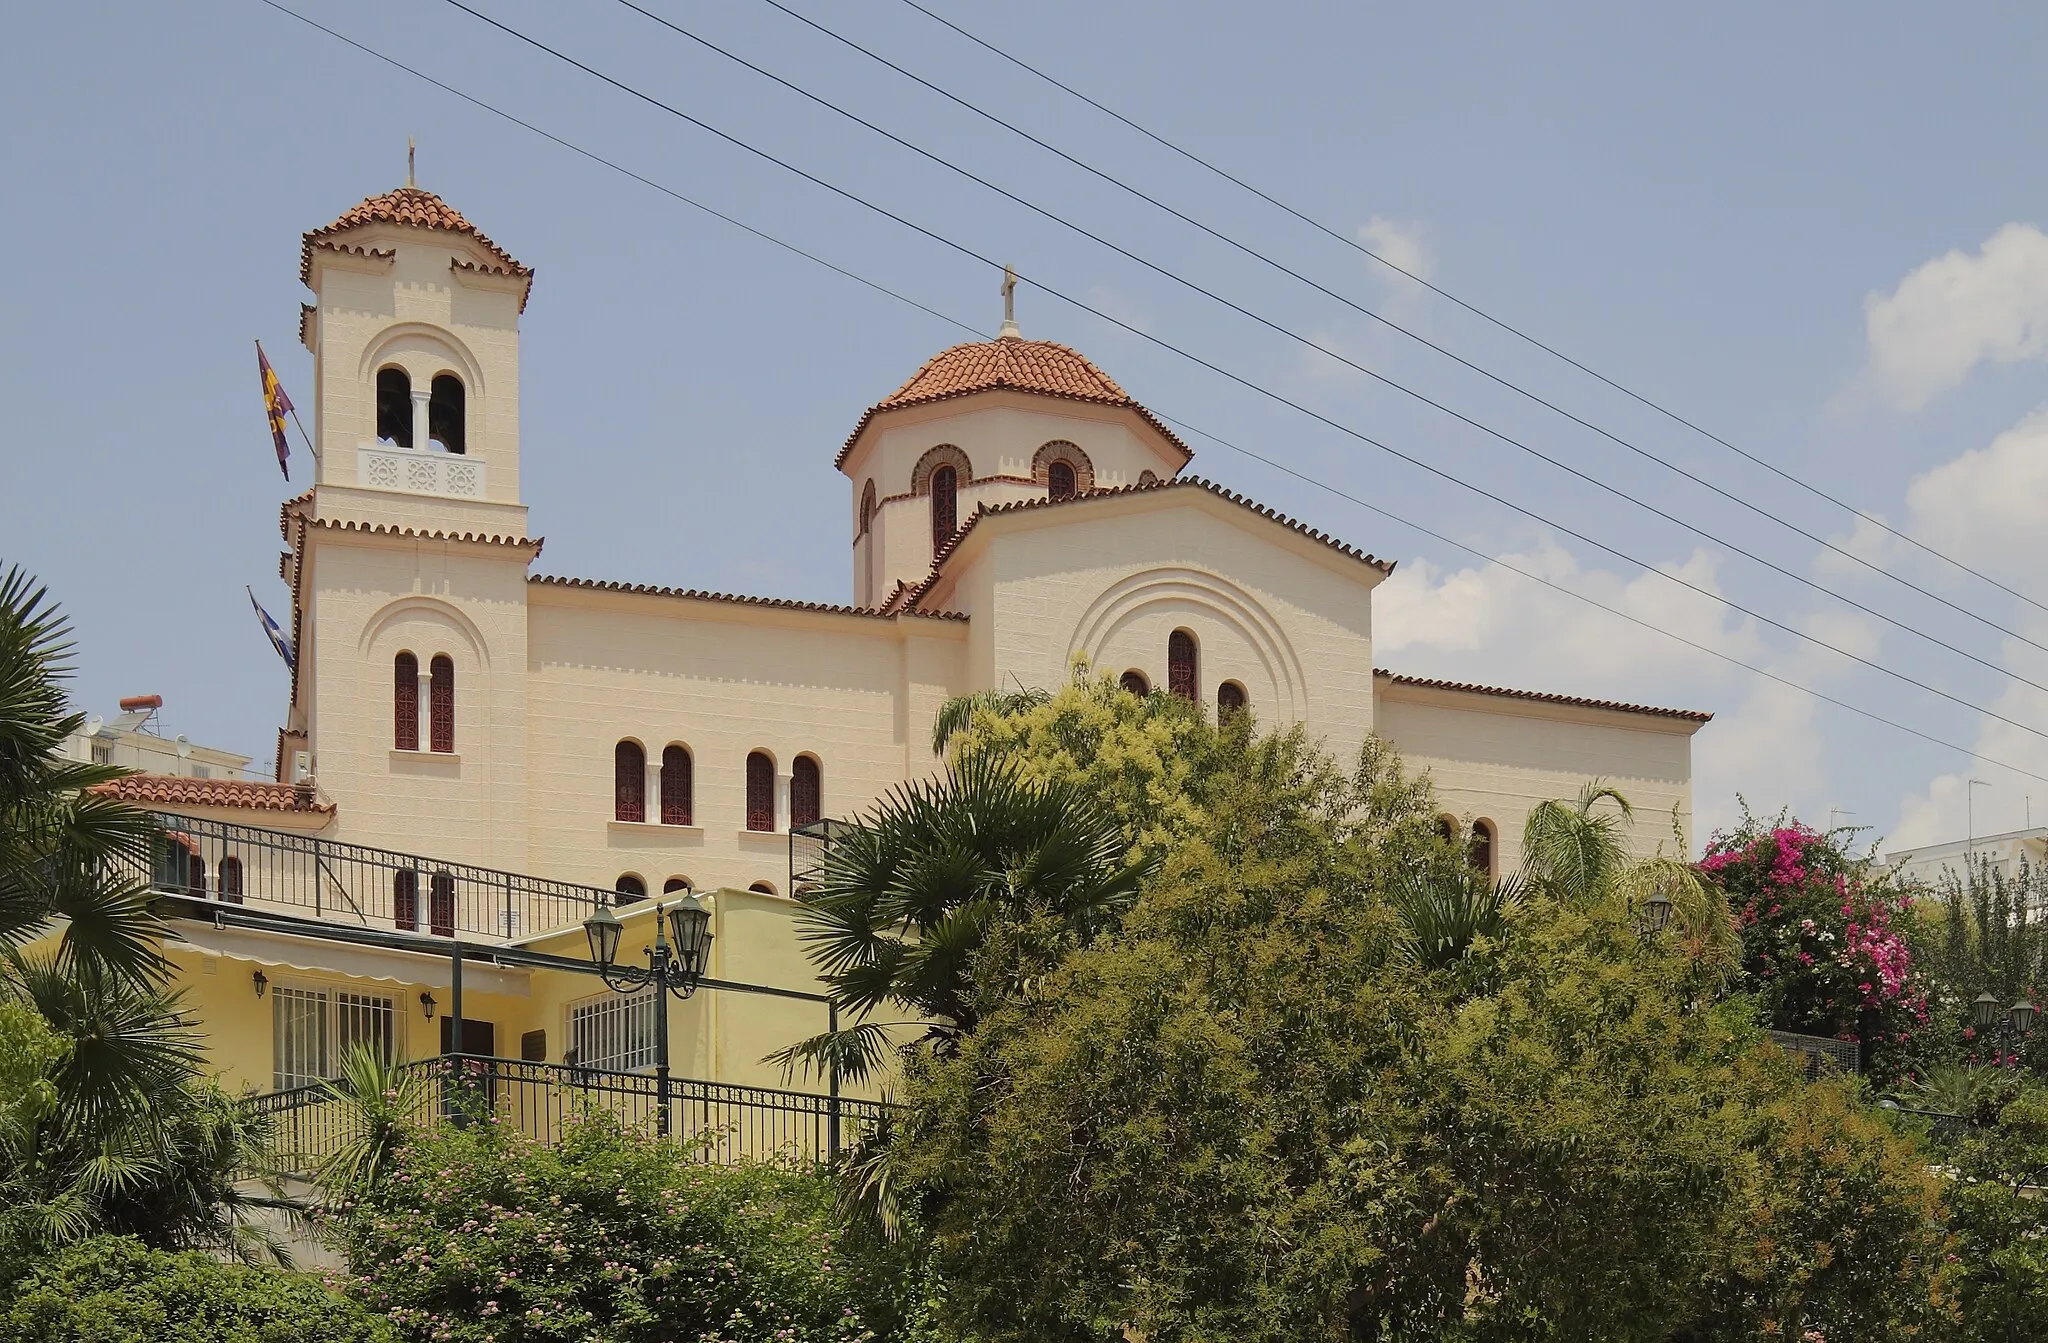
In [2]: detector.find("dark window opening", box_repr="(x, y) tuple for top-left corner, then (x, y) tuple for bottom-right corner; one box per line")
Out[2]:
(749, 881), (776, 895)
(428, 374), (465, 454)
(429, 655), (454, 753)
(1047, 459), (1077, 500)
(615, 874), (646, 906)
(394, 869), (419, 932)
(746, 751), (775, 832)
(376, 368), (413, 447)
(1167, 630), (1198, 700)
(1436, 815), (1457, 846)
(1469, 821), (1495, 877)
(930, 465), (957, 550)
(859, 480), (877, 536)
(1217, 681), (1247, 720)
(394, 652), (419, 750)
(218, 856), (243, 904)
(1120, 670), (1150, 696)
(615, 740), (646, 822)
(660, 746), (692, 825)
(187, 854), (208, 898)
(429, 871), (456, 937)
(790, 756), (821, 829)
(663, 877), (692, 894)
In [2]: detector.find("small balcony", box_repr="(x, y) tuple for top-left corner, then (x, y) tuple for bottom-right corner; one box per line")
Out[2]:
(135, 812), (611, 941)
(356, 442), (486, 500)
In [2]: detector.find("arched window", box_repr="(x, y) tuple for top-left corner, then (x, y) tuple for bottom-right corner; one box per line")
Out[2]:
(1119, 669), (1150, 696)
(1138, 469), (1160, 486)
(218, 856), (244, 905)
(1436, 815), (1458, 846)
(615, 874), (646, 906)
(745, 751), (776, 832)
(615, 740), (647, 822)
(1469, 820), (1496, 878)
(394, 869), (419, 932)
(1217, 681), (1247, 720)
(660, 745), (693, 826)
(663, 877), (692, 894)
(790, 755), (822, 829)
(394, 652), (419, 751)
(376, 367), (413, 447)
(1167, 630), (1198, 700)
(187, 854), (208, 898)
(429, 655), (455, 753)
(1047, 459), (1077, 501)
(748, 881), (776, 895)
(429, 871), (456, 937)
(930, 465), (958, 550)
(858, 480), (877, 536)
(428, 375), (465, 454)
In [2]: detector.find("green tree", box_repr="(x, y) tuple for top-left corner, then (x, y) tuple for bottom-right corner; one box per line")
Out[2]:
(0, 565), (165, 980)
(1939, 1083), (2048, 1343)
(771, 750), (1146, 1085)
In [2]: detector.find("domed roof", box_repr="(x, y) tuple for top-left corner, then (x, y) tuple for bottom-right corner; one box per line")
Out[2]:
(837, 336), (1189, 468)
(301, 185), (530, 297)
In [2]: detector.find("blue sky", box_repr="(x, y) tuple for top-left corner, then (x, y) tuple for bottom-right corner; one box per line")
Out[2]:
(6, 0), (2048, 852)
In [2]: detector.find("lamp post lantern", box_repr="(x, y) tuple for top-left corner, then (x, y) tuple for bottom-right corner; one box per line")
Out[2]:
(581, 892), (713, 1137)
(1973, 987), (2038, 1067)
(1639, 887), (1673, 939)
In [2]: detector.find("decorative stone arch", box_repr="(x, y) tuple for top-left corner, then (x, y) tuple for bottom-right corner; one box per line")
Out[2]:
(356, 321), (489, 402)
(910, 444), (974, 495)
(1032, 441), (1095, 495)
(1067, 567), (1306, 725)
(857, 479), (878, 536)
(356, 595), (490, 669)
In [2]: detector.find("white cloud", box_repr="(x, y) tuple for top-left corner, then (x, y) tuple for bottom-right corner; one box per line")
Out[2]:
(1861, 222), (2048, 411)
(1357, 215), (1435, 287)
(1903, 404), (2048, 573)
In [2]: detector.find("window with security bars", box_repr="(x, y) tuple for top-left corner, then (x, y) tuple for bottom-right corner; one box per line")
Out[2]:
(568, 989), (658, 1073)
(272, 985), (397, 1090)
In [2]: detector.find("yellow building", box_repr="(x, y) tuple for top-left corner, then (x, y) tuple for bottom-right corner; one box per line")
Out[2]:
(100, 177), (1711, 1162)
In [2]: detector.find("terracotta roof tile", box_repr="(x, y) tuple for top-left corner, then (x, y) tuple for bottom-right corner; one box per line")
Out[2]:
(902, 475), (1395, 610)
(93, 774), (335, 814)
(302, 186), (532, 308)
(530, 575), (968, 622)
(837, 337), (1191, 469)
(306, 516), (544, 553)
(1374, 669), (1712, 723)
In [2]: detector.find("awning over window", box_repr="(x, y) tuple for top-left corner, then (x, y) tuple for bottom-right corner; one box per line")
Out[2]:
(167, 923), (531, 997)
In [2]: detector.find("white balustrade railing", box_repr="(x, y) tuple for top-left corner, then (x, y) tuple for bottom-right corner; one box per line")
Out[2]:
(357, 443), (487, 499)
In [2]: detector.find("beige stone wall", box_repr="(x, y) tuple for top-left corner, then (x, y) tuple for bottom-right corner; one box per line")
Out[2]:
(1374, 682), (1697, 873)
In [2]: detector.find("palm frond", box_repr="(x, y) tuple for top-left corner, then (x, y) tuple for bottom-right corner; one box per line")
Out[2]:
(929, 687), (1050, 755)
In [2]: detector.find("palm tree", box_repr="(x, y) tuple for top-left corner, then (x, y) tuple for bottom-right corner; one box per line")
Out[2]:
(769, 751), (1147, 1084)
(928, 686), (1051, 756)
(0, 565), (165, 981)
(315, 1042), (429, 1198)
(1389, 863), (1524, 973)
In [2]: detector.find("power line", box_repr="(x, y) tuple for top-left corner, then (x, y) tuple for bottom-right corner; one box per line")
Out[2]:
(893, 0), (2048, 623)
(599, 0), (2048, 706)
(429, 0), (2048, 743)
(252, 0), (2048, 784)
(744, 0), (2048, 662)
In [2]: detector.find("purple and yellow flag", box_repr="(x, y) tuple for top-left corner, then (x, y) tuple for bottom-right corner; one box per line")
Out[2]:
(256, 340), (295, 479)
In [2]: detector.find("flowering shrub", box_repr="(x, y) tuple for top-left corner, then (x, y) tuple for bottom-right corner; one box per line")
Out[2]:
(1700, 817), (1928, 1080)
(338, 1111), (940, 1343)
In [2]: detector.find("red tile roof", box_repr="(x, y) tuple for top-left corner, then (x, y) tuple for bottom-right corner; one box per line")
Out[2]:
(1374, 670), (1712, 723)
(901, 475), (1395, 611)
(837, 337), (1192, 468)
(530, 575), (969, 622)
(301, 186), (532, 307)
(93, 774), (335, 814)
(305, 516), (545, 553)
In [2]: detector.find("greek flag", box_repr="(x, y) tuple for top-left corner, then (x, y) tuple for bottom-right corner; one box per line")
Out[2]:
(247, 587), (294, 671)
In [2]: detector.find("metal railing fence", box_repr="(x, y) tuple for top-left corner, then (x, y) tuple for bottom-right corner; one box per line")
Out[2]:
(251, 1054), (890, 1176)
(133, 812), (613, 940)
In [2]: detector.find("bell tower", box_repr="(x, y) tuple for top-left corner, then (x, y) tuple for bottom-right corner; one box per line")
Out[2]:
(298, 175), (534, 536)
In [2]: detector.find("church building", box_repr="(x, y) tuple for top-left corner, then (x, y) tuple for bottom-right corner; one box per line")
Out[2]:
(98, 181), (1710, 1136)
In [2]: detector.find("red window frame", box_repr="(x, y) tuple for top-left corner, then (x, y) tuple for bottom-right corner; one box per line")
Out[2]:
(745, 751), (776, 832)
(394, 652), (419, 750)
(615, 740), (646, 822)
(790, 756), (821, 829)
(661, 745), (693, 826)
(930, 465), (957, 550)
(1167, 630), (1198, 700)
(428, 656), (455, 753)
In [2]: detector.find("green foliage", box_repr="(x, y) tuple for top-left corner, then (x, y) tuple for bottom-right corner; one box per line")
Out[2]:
(338, 1112), (939, 1343)
(0, 564), (167, 981)
(0, 1235), (392, 1343)
(772, 750), (1146, 1084)
(1911, 856), (2048, 1073)
(317, 1043), (430, 1198)
(1939, 1083), (2048, 1343)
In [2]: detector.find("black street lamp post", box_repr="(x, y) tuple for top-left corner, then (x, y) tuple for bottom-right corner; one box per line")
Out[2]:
(1972, 988), (2039, 1067)
(582, 893), (714, 1138)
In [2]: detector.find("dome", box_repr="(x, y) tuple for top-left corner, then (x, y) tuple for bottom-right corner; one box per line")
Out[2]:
(837, 336), (1189, 468)
(301, 185), (530, 298)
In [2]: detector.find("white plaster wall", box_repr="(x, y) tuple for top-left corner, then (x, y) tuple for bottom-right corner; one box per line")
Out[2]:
(308, 226), (524, 511)
(940, 494), (1382, 765)
(1374, 685), (1697, 872)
